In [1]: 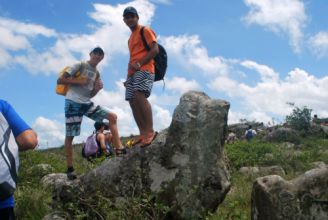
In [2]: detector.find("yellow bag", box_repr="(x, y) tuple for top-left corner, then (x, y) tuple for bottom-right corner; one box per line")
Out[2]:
(56, 64), (83, 96)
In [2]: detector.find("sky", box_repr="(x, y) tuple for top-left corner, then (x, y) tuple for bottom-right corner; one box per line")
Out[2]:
(1, 0), (328, 149)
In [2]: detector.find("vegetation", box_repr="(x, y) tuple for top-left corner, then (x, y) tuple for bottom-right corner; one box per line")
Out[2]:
(14, 127), (328, 219)
(285, 103), (312, 134)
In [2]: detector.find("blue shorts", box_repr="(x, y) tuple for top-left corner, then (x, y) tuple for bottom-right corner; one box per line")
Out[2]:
(125, 71), (154, 101)
(65, 99), (109, 136)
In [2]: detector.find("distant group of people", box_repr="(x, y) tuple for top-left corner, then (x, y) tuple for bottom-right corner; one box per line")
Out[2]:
(226, 125), (257, 144)
(312, 114), (328, 126)
(1, 6), (160, 219)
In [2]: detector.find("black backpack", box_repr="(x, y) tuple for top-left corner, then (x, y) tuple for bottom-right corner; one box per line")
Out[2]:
(140, 26), (167, 81)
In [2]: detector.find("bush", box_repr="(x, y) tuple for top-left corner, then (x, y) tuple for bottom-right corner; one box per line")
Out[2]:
(285, 104), (312, 134)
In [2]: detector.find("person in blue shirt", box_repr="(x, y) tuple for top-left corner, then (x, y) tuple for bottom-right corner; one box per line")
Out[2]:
(0, 100), (38, 220)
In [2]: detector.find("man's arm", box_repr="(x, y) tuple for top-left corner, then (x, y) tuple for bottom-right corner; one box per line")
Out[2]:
(90, 76), (103, 98)
(0, 100), (38, 151)
(16, 129), (38, 151)
(138, 42), (159, 67)
(57, 63), (89, 86)
(129, 42), (159, 71)
(57, 72), (89, 86)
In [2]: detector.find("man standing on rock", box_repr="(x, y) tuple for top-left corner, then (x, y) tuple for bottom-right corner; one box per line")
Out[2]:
(57, 47), (125, 180)
(123, 6), (159, 147)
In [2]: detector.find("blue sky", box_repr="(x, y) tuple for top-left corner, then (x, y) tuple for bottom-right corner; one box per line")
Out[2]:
(1, 0), (328, 148)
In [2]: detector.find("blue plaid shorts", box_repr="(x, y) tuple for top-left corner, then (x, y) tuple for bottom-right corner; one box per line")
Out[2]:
(65, 99), (109, 136)
(125, 71), (154, 101)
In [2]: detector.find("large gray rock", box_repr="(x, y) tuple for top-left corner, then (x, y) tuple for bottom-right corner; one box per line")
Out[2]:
(42, 211), (69, 220)
(58, 91), (231, 219)
(251, 166), (328, 220)
(239, 166), (285, 176)
(265, 127), (300, 144)
(28, 164), (54, 179)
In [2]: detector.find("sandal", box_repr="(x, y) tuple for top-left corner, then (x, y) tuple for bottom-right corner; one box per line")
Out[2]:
(115, 147), (127, 155)
(140, 132), (158, 148)
(126, 135), (143, 148)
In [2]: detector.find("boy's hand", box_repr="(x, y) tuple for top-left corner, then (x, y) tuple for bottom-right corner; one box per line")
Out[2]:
(94, 79), (103, 91)
(129, 62), (141, 71)
(78, 77), (90, 85)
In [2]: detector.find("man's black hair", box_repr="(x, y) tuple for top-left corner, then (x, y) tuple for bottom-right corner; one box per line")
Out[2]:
(90, 47), (104, 55)
(94, 121), (105, 130)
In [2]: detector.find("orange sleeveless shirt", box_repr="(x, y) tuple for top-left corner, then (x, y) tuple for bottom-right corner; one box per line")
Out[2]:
(128, 25), (157, 76)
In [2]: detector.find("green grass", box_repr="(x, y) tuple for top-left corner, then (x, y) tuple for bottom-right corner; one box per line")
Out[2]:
(14, 135), (328, 219)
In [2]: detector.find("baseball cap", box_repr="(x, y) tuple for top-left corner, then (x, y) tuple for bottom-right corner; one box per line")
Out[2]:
(123, 6), (138, 17)
(90, 47), (104, 55)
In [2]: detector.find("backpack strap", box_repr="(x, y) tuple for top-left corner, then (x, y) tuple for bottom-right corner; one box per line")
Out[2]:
(77, 61), (86, 77)
(140, 26), (151, 51)
(95, 70), (100, 80)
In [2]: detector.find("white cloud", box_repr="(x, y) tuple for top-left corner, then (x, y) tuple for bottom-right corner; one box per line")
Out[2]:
(0, 16), (56, 38)
(0, 0), (155, 75)
(0, 48), (11, 68)
(150, 0), (171, 5)
(33, 116), (65, 149)
(153, 105), (171, 131)
(208, 76), (238, 96)
(248, 111), (273, 124)
(161, 35), (231, 75)
(228, 111), (247, 124)
(241, 60), (279, 82)
(309, 31), (328, 57)
(33, 115), (100, 149)
(242, 0), (307, 53)
(210, 61), (328, 121)
(0, 26), (31, 51)
(166, 76), (200, 94)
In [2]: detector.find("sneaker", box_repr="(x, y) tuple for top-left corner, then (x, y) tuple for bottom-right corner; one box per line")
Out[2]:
(67, 171), (77, 180)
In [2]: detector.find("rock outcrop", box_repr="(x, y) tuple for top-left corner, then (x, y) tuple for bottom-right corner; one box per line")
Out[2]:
(54, 91), (231, 219)
(251, 166), (328, 220)
(239, 166), (285, 176)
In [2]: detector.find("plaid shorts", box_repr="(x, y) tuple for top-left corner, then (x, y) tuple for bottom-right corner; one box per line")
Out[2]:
(65, 99), (109, 136)
(125, 71), (154, 101)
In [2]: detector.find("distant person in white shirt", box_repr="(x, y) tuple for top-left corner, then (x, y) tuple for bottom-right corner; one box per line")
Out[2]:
(245, 125), (257, 141)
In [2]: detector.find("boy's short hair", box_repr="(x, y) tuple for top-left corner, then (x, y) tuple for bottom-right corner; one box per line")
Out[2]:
(90, 47), (104, 55)
(94, 121), (105, 130)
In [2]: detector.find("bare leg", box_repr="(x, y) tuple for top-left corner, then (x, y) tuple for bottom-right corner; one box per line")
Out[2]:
(130, 91), (154, 136)
(105, 133), (112, 145)
(129, 99), (143, 135)
(107, 112), (123, 149)
(64, 136), (74, 167)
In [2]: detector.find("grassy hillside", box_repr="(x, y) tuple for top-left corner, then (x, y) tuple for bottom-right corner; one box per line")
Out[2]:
(15, 134), (328, 219)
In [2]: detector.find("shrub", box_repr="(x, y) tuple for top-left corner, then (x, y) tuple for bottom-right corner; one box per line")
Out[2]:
(285, 104), (312, 134)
